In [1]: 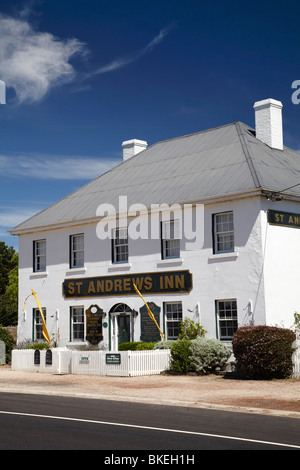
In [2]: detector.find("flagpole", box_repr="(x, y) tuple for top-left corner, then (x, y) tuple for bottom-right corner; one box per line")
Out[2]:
(133, 283), (168, 349)
(22, 289), (52, 348)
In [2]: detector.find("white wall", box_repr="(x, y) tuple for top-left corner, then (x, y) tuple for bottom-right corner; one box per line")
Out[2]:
(17, 196), (270, 348)
(261, 199), (300, 329)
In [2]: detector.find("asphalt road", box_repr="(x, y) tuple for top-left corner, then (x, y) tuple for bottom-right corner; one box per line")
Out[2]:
(0, 392), (299, 451)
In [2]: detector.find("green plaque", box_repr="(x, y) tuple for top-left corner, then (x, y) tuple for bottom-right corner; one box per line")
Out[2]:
(140, 302), (161, 343)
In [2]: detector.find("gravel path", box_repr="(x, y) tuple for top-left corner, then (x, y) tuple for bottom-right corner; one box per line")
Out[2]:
(0, 365), (299, 419)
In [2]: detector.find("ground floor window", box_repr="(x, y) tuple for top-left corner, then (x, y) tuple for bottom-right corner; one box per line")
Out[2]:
(70, 306), (85, 341)
(164, 301), (182, 340)
(216, 299), (238, 341)
(33, 307), (47, 341)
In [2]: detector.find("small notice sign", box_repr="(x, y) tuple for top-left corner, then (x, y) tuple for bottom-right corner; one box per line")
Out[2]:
(106, 353), (121, 365)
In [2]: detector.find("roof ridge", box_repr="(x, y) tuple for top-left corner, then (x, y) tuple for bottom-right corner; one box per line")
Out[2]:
(235, 121), (261, 188)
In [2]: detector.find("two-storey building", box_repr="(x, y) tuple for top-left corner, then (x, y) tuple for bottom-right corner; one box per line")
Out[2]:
(10, 98), (300, 350)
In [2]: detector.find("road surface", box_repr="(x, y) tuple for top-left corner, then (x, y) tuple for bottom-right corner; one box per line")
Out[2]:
(0, 392), (299, 451)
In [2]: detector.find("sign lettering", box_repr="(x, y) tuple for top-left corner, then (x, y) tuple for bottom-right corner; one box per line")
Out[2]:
(268, 210), (300, 228)
(63, 270), (192, 298)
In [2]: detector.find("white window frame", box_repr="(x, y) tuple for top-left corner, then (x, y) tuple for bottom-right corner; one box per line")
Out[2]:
(112, 227), (128, 263)
(70, 234), (84, 268)
(216, 299), (238, 341)
(71, 306), (85, 342)
(164, 301), (182, 340)
(213, 211), (234, 254)
(33, 239), (46, 272)
(162, 219), (180, 259)
(33, 307), (46, 341)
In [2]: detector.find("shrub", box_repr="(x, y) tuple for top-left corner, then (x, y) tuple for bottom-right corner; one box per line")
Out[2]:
(153, 340), (175, 349)
(118, 341), (155, 351)
(178, 318), (206, 340)
(232, 326), (296, 380)
(170, 340), (192, 373)
(0, 327), (15, 363)
(26, 342), (50, 350)
(189, 337), (232, 374)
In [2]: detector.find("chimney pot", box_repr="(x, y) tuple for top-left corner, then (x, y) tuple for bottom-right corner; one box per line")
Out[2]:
(122, 139), (148, 161)
(253, 98), (283, 150)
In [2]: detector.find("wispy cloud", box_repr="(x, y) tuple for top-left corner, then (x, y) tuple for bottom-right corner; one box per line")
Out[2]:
(0, 153), (119, 180)
(90, 25), (174, 76)
(0, 8), (174, 104)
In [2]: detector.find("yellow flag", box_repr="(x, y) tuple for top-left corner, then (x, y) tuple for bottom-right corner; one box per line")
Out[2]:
(23, 289), (52, 347)
(133, 283), (168, 349)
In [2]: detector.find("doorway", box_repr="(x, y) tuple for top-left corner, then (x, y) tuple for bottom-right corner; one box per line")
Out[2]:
(110, 303), (132, 351)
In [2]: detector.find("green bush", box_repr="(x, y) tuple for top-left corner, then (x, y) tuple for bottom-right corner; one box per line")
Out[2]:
(26, 342), (50, 350)
(178, 318), (206, 340)
(189, 337), (232, 374)
(153, 340), (175, 350)
(170, 340), (192, 373)
(0, 327), (15, 363)
(118, 341), (155, 351)
(232, 326), (296, 380)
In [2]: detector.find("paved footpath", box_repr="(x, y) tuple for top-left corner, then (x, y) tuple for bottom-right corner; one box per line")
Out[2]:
(0, 365), (299, 419)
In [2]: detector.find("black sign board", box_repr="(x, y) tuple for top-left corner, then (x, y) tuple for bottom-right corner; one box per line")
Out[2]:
(268, 210), (300, 228)
(45, 349), (52, 365)
(34, 349), (40, 365)
(63, 270), (193, 298)
(86, 305), (105, 345)
(106, 353), (121, 365)
(140, 302), (161, 343)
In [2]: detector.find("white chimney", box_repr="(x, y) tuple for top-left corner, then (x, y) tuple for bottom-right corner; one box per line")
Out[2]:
(122, 139), (148, 161)
(253, 98), (283, 150)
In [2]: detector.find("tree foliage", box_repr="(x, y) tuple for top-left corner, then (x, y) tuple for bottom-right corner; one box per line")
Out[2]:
(0, 242), (18, 326)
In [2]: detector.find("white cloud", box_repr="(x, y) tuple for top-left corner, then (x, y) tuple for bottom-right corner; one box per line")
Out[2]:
(0, 13), (87, 104)
(0, 153), (119, 180)
(91, 25), (174, 76)
(0, 10), (173, 104)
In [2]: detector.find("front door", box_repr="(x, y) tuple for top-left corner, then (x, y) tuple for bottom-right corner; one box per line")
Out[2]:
(118, 315), (130, 347)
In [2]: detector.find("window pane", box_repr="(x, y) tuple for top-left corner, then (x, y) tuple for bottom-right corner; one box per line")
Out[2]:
(217, 300), (238, 340)
(214, 212), (234, 254)
(72, 307), (84, 341)
(71, 234), (84, 268)
(113, 227), (128, 263)
(165, 302), (182, 339)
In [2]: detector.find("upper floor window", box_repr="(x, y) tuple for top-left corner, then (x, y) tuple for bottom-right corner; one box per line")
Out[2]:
(161, 220), (180, 259)
(213, 211), (234, 254)
(112, 227), (128, 263)
(33, 239), (46, 272)
(70, 234), (84, 268)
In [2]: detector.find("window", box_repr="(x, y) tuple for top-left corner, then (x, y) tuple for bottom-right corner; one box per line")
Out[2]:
(216, 299), (238, 341)
(70, 234), (84, 268)
(112, 227), (128, 263)
(33, 307), (47, 341)
(70, 306), (84, 341)
(164, 302), (182, 340)
(33, 239), (46, 272)
(162, 220), (180, 259)
(213, 211), (234, 254)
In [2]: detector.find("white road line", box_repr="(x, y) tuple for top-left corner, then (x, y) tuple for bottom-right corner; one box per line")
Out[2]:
(0, 410), (299, 449)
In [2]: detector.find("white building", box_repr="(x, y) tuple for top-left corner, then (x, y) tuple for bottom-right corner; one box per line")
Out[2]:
(10, 98), (300, 350)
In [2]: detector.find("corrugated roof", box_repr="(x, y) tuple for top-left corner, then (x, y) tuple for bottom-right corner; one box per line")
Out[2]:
(10, 121), (300, 233)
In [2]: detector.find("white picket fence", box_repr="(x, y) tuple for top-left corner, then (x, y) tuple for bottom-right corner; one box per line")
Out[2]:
(11, 348), (171, 377)
(292, 338), (300, 379)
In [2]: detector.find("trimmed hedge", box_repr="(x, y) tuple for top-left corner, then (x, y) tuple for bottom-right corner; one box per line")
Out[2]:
(232, 326), (296, 380)
(170, 340), (192, 373)
(118, 341), (155, 351)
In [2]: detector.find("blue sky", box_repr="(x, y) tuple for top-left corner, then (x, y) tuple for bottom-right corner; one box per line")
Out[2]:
(1, 0), (300, 250)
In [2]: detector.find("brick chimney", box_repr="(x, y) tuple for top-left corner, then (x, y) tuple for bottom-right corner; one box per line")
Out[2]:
(253, 98), (283, 150)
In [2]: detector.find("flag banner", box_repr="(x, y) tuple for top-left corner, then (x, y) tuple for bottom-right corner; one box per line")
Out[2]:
(23, 289), (52, 347)
(133, 283), (168, 349)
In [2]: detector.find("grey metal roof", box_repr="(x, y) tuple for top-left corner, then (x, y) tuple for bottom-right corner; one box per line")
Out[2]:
(11, 121), (300, 233)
